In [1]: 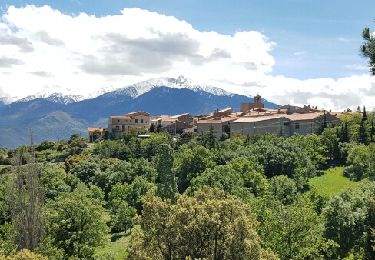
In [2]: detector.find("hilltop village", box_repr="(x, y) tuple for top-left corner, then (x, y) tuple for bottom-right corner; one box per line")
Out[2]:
(88, 95), (343, 142)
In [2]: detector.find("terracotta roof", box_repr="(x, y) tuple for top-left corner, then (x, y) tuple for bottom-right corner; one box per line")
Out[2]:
(284, 113), (325, 121)
(198, 117), (237, 124)
(88, 127), (106, 133)
(110, 116), (131, 120)
(233, 115), (286, 123)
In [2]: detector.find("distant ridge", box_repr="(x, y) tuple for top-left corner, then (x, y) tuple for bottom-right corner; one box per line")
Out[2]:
(0, 76), (278, 147)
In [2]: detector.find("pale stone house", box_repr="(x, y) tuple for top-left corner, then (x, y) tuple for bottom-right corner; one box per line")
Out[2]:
(108, 111), (150, 139)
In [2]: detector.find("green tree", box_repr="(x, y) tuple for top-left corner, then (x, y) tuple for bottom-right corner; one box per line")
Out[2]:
(323, 189), (370, 258)
(174, 145), (214, 193)
(154, 144), (177, 201)
(9, 151), (44, 251)
(43, 186), (108, 259)
(361, 26), (375, 75)
(358, 120), (369, 145)
(111, 201), (136, 233)
(128, 188), (277, 260)
(254, 196), (335, 259)
(268, 175), (297, 205)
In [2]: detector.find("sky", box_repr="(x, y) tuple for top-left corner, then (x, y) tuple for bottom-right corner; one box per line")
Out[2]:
(0, 0), (374, 110)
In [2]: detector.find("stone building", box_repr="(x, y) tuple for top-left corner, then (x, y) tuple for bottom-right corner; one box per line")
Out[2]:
(240, 94), (264, 112)
(108, 111), (150, 139)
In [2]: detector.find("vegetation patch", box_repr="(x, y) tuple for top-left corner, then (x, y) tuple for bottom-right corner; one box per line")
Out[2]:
(309, 167), (363, 197)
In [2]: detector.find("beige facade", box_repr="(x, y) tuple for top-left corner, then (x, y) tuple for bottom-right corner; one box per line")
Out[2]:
(197, 117), (236, 138)
(151, 113), (195, 135)
(230, 112), (340, 138)
(231, 116), (288, 137)
(108, 112), (150, 139)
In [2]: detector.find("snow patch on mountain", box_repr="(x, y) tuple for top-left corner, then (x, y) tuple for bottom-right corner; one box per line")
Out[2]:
(16, 93), (84, 104)
(107, 76), (234, 98)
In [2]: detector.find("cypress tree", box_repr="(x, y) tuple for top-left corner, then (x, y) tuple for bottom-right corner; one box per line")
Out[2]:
(155, 144), (177, 202)
(371, 120), (375, 142)
(358, 119), (369, 145)
(363, 106), (368, 121)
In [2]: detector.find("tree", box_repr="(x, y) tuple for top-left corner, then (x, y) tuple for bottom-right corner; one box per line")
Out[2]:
(0, 249), (47, 260)
(268, 175), (297, 205)
(361, 26), (375, 75)
(363, 106), (368, 122)
(154, 144), (177, 202)
(254, 196), (335, 259)
(43, 186), (108, 259)
(111, 201), (136, 233)
(371, 120), (375, 142)
(149, 123), (155, 133)
(174, 145), (214, 193)
(9, 150), (44, 251)
(358, 119), (369, 145)
(323, 189), (370, 258)
(127, 188), (277, 260)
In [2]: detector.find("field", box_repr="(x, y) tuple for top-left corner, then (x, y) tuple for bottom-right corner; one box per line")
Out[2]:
(309, 167), (363, 197)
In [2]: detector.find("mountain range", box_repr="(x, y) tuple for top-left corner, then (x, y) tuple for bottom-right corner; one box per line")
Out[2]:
(0, 76), (277, 148)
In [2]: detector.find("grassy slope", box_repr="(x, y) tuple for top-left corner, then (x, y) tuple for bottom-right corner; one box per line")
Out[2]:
(309, 167), (363, 197)
(96, 235), (129, 260)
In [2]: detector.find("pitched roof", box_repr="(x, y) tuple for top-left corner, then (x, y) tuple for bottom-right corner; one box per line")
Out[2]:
(198, 117), (237, 124)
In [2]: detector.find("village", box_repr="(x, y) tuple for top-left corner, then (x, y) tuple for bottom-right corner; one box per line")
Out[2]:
(88, 95), (344, 142)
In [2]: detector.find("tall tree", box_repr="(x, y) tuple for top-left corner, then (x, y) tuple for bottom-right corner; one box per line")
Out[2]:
(9, 148), (44, 251)
(155, 144), (177, 202)
(361, 27), (375, 75)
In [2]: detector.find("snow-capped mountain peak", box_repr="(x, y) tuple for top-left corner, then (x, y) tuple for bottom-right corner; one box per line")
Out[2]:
(16, 92), (83, 104)
(108, 76), (234, 98)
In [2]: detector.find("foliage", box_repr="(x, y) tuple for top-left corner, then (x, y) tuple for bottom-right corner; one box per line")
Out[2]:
(154, 144), (177, 202)
(43, 186), (108, 259)
(127, 188), (277, 260)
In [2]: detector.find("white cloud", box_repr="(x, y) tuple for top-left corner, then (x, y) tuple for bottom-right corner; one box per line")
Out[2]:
(0, 5), (373, 111)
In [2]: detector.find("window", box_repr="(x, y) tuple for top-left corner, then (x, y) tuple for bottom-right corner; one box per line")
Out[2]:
(135, 119), (139, 123)
(116, 126), (120, 130)
(141, 119), (144, 123)
(295, 123), (300, 129)
(117, 120), (120, 123)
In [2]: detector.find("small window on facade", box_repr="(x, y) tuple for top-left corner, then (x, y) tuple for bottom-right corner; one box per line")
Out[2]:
(135, 119), (139, 123)
(295, 123), (300, 129)
(118, 120), (120, 123)
(141, 119), (144, 123)
(116, 126), (119, 129)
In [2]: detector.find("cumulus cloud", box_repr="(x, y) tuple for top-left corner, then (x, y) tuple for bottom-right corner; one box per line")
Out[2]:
(0, 5), (373, 111)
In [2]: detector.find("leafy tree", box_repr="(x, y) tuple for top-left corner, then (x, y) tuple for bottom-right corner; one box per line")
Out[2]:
(43, 186), (108, 259)
(174, 145), (214, 193)
(39, 164), (70, 200)
(111, 201), (136, 233)
(254, 196), (335, 259)
(268, 175), (297, 205)
(228, 157), (268, 197)
(321, 127), (341, 162)
(323, 188), (370, 258)
(128, 188), (277, 260)
(154, 144), (177, 201)
(0, 249), (47, 260)
(188, 165), (249, 200)
(109, 177), (156, 214)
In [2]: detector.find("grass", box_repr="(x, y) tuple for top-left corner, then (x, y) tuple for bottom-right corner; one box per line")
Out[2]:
(95, 234), (129, 260)
(309, 167), (363, 197)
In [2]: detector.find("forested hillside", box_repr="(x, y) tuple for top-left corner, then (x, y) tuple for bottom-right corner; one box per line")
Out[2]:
(0, 111), (374, 259)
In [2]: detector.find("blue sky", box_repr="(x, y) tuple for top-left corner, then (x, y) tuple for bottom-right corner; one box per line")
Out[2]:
(0, 1), (374, 110)
(2, 0), (373, 79)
